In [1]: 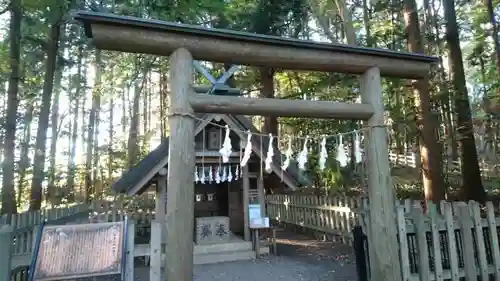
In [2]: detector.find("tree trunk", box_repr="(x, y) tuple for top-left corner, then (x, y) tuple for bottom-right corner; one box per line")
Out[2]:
(1, 0), (22, 214)
(362, 0), (372, 47)
(429, 0), (458, 161)
(66, 45), (83, 200)
(84, 49), (102, 202)
(334, 0), (356, 45)
(443, 0), (486, 202)
(260, 67), (278, 135)
(77, 62), (88, 200)
(121, 86), (128, 138)
(47, 60), (64, 204)
(160, 70), (168, 141)
(403, 0), (445, 202)
(17, 104), (34, 207)
(143, 70), (152, 149)
(127, 79), (141, 168)
(92, 103), (100, 198)
(486, 0), (500, 77)
(30, 4), (64, 210)
(108, 70), (115, 182)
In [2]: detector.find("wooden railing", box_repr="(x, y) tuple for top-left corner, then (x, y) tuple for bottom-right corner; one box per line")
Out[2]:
(396, 200), (500, 281)
(266, 194), (500, 281)
(387, 150), (498, 177)
(265, 194), (365, 245)
(5, 194), (500, 281)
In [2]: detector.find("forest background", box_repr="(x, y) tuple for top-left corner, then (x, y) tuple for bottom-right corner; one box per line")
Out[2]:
(0, 0), (499, 214)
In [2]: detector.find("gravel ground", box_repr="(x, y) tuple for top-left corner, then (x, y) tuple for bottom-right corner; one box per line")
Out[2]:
(135, 230), (358, 281)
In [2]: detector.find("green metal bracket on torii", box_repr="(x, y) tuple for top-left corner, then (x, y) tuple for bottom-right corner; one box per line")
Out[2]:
(193, 61), (242, 96)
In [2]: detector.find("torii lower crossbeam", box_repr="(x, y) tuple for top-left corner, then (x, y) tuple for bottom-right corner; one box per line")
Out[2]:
(168, 48), (400, 281)
(189, 94), (374, 120)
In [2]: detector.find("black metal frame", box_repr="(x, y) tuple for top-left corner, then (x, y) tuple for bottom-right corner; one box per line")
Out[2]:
(353, 223), (500, 281)
(353, 225), (369, 281)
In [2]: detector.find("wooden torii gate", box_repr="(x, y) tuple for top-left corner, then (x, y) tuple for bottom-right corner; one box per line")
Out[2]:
(75, 11), (437, 281)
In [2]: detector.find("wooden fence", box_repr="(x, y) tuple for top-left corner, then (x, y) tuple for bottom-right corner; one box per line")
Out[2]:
(0, 200), (157, 281)
(266, 194), (500, 281)
(387, 151), (497, 177)
(265, 194), (365, 245)
(5, 195), (500, 281)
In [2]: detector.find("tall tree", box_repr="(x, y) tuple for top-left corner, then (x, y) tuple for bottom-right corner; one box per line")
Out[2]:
(30, 2), (65, 210)
(17, 103), (34, 206)
(1, 0), (22, 214)
(403, 0), (445, 202)
(66, 44), (84, 199)
(84, 49), (102, 202)
(443, 0), (486, 202)
(127, 74), (141, 168)
(485, 0), (500, 78)
(250, 0), (307, 135)
(47, 58), (64, 203)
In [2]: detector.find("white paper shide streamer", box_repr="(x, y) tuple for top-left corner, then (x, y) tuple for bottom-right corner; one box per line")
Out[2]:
(282, 138), (293, 170)
(200, 167), (205, 184)
(265, 134), (274, 173)
(240, 131), (253, 167)
(194, 165), (242, 183)
(215, 166), (221, 184)
(221, 166), (227, 182)
(219, 125), (232, 163)
(354, 133), (363, 163)
(297, 137), (309, 170)
(227, 166), (233, 182)
(336, 135), (348, 167)
(319, 137), (327, 171)
(193, 123), (366, 182)
(208, 167), (213, 182)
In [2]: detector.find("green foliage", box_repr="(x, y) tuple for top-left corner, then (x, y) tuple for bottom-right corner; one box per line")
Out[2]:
(0, 40), (8, 74)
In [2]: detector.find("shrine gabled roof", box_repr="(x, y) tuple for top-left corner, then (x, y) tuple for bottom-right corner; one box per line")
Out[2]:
(110, 113), (205, 195)
(111, 114), (310, 196)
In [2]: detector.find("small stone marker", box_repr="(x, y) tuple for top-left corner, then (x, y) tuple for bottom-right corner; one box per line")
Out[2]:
(32, 221), (125, 281)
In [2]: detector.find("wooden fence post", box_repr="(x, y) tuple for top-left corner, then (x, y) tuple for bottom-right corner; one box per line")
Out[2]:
(150, 220), (162, 281)
(0, 225), (14, 281)
(125, 220), (135, 281)
(458, 203), (477, 281)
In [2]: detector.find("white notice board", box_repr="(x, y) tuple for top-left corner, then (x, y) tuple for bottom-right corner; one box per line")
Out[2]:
(248, 204), (269, 229)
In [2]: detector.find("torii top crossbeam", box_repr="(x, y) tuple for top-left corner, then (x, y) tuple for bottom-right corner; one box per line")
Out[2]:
(74, 11), (437, 79)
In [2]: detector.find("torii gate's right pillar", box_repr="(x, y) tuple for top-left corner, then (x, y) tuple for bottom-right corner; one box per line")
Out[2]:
(360, 67), (401, 281)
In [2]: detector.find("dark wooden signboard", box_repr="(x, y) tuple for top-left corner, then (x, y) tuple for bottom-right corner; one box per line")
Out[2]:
(33, 222), (125, 281)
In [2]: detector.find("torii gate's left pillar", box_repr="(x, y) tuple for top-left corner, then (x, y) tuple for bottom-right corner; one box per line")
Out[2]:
(165, 48), (196, 281)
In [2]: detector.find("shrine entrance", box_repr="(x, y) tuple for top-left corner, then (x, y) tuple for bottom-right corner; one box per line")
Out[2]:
(76, 10), (437, 281)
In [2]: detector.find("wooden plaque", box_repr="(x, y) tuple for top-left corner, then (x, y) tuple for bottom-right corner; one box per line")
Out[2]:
(33, 222), (125, 281)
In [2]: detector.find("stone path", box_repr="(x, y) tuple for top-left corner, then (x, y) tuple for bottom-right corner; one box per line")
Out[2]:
(134, 230), (358, 281)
